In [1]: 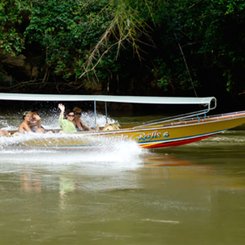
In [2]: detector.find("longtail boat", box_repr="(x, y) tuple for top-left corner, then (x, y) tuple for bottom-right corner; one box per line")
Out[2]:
(0, 93), (244, 149)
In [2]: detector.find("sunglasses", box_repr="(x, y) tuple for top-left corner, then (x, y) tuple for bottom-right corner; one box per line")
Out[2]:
(67, 114), (75, 117)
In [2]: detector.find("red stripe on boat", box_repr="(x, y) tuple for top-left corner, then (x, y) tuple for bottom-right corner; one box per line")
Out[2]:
(141, 135), (213, 149)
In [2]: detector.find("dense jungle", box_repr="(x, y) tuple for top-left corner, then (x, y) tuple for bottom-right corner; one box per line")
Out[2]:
(0, 0), (244, 111)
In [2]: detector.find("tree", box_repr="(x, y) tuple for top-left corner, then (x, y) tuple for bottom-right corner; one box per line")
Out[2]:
(0, 0), (31, 55)
(0, 0), (244, 100)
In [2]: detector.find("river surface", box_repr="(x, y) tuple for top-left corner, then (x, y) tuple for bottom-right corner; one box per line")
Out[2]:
(0, 113), (244, 244)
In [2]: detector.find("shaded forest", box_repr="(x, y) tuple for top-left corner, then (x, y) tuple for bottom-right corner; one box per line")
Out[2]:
(0, 0), (244, 110)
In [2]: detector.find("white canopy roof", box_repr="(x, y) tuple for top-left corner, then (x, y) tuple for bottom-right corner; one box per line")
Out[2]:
(0, 93), (216, 106)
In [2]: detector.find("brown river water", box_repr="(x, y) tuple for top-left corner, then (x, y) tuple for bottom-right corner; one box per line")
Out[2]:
(0, 112), (244, 245)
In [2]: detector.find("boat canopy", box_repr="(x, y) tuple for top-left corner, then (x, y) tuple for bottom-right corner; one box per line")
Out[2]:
(0, 93), (216, 108)
(0, 93), (217, 127)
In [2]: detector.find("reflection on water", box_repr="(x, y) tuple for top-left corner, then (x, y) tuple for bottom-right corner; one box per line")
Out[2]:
(0, 130), (244, 244)
(20, 169), (42, 193)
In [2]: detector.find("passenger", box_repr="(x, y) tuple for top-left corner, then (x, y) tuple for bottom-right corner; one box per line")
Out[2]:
(73, 107), (90, 131)
(0, 129), (9, 136)
(29, 111), (45, 133)
(58, 103), (77, 133)
(18, 111), (33, 133)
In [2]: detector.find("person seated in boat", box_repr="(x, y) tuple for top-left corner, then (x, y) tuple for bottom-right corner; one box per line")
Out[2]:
(0, 129), (9, 136)
(18, 111), (45, 133)
(18, 111), (33, 133)
(58, 103), (77, 133)
(73, 107), (90, 131)
(29, 111), (45, 133)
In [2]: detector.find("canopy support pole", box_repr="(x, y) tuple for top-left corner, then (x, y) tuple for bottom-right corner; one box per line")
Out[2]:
(105, 102), (108, 124)
(94, 101), (97, 130)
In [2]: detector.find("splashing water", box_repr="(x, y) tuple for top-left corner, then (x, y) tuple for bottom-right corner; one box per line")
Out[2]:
(0, 133), (146, 172)
(0, 110), (144, 172)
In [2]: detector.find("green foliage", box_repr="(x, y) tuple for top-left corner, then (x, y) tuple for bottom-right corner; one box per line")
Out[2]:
(24, 0), (112, 81)
(0, 0), (244, 97)
(149, 0), (245, 95)
(0, 0), (31, 55)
